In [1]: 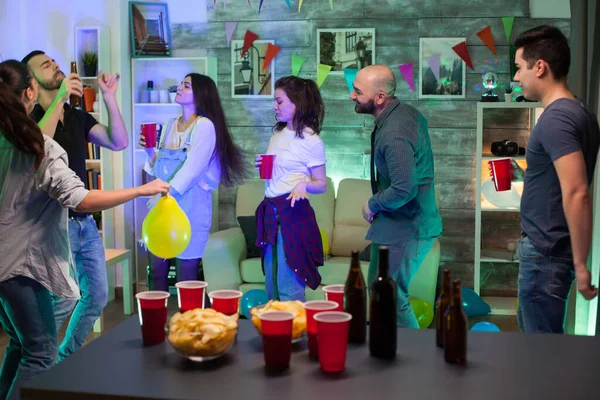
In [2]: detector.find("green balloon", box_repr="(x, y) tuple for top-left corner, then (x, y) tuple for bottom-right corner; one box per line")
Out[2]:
(410, 299), (434, 329)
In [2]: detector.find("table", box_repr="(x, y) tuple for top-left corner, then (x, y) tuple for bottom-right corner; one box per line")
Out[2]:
(22, 317), (599, 400)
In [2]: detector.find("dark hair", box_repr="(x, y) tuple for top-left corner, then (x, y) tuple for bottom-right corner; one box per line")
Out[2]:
(273, 76), (325, 138)
(514, 25), (570, 80)
(0, 60), (45, 169)
(186, 73), (250, 187)
(21, 50), (45, 66)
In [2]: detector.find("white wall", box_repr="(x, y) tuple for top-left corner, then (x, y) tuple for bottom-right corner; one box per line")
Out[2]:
(530, 0), (571, 18)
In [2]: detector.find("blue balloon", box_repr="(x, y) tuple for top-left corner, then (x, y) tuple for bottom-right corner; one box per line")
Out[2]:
(461, 286), (491, 317)
(240, 289), (269, 319)
(471, 321), (501, 332)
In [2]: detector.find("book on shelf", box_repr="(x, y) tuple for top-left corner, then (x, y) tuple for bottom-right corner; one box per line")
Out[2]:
(87, 143), (101, 159)
(86, 169), (102, 190)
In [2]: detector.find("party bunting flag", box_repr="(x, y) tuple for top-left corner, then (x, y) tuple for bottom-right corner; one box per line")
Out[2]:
(291, 55), (305, 76)
(501, 17), (514, 43)
(477, 26), (497, 55)
(425, 54), (440, 82)
(343, 68), (358, 93)
(329, 0), (333, 9)
(241, 30), (259, 57)
(398, 63), (415, 92)
(298, 0), (303, 12)
(225, 22), (237, 46)
(317, 64), (332, 88)
(262, 43), (281, 71)
(259, 0), (264, 12)
(248, 0), (251, 6)
(452, 41), (474, 70)
(284, 0), (292, 10)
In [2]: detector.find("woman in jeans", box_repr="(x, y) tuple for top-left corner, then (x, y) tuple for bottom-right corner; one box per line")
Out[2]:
(0, 60), (169, 400)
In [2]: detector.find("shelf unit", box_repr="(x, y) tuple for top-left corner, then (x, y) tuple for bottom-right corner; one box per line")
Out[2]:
(474, 102), (544, 315)
(130, 56), (218, 284)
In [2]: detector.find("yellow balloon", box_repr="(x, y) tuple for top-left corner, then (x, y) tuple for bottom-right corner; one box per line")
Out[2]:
(142, 195), (191, 259)
(320, 229), (329, 256)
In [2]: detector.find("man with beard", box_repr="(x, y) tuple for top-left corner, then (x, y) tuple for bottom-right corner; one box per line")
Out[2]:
(350, 64), (442, 328)
(22, 50), (128, 360)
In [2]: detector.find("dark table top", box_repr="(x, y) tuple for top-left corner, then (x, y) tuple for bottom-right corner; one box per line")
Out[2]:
(21, 316), (598, 400)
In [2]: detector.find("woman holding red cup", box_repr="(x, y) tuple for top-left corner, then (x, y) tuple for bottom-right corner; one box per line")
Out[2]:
(255, 76), (327, 302)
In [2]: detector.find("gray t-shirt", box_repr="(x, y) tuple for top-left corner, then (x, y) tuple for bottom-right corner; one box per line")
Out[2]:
(521, 98), (600, 256)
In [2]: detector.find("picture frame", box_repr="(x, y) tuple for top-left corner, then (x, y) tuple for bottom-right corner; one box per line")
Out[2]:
(419, 37), (466, 99)
(316, 28), (375, 74)
(231, 39), (275, 99)
(129, 1), (172, 58)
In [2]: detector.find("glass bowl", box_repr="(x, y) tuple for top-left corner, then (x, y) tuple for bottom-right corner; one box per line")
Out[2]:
(166, 325), (237, 362)
(249, 303), (306, 343)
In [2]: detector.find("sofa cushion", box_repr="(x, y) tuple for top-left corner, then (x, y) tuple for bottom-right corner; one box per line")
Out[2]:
(319, 256), (370, 285)
(331, 179), (371, 257)
(239, 257), (265, 283)
(237, 216), (261, 258)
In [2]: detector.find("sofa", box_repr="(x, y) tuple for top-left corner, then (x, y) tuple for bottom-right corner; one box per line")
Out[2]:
(203, 178), (441, 306)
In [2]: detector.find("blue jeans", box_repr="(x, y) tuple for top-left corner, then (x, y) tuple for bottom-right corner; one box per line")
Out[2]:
(517, 236), (575, 333)
(51, 216), (107, 361)
(368, 239), (436, 328)
(264, 226), (306, 301)
(0, 276), (57, 400)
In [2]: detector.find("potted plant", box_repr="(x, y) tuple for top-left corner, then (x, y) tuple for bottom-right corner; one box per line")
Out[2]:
(168, 85), (178, 103)
(82, 51), (98, 77)
(504, 86), (513, 102)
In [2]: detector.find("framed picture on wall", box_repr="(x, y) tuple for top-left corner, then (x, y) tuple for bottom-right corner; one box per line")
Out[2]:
(231, 39), (275, 99)
(129, 1), (172, 58)
(317, 28), (375, 74)
(419, 37), (466, 99)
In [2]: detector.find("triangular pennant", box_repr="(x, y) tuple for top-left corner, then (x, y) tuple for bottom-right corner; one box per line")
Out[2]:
(241, 30), (259, 57)
(214, 0), (216, 4)
(477, 26), (497, 55)
(398, 63), (415, 92)
(452, 41), (474, 70)
(291, 55), (305, 76)
(343, 68), (358, 93)
(248, 0), (251, 6)
(225, 22), (237, 46)
(259, 0), (264, 12)
(501, 17), (515, 43)
(284, 0), (292, 10)
(298, 0), (303, 12)
(317, 64), (332, 88)
(425, 54), (440, 81)
(262, 43), (281, 71)
(329, 0), (333, 9)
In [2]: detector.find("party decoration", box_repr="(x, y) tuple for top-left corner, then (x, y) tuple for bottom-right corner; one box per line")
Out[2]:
(319, 228), (330, 256)
(284, 0), (292, 10)
(461, 286), (491, 317)
(262, 43), (281, 72)
(317, 64), (332, 88)
(241, 30), (259, 57)
(501, 17), (515, 43)
(329, 0), (333, 9)
(425, 54), (441, 81)
(225, 22), (237, 46)
(298, 0), (303, 12)
(240, 289), (269, 319)
(471, 321), (501, 332)
(477, 26), (497, 55)
(291, 55), (306, 76)
(142, 195), (191, 259)
(398, 63), (415, 92)
(259, 0), (264, 12)
(410, 299), (434, 329)
(343, 68), (358, 94)
(248, 0), (251, 6)
(452, 41), (474, 70)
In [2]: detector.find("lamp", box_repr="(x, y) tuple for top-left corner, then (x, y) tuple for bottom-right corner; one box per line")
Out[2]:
(240, 60), (252, 84)
(236, 45), (267, 87)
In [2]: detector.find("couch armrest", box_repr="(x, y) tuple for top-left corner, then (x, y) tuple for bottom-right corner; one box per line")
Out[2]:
(203, 227), (246, 291)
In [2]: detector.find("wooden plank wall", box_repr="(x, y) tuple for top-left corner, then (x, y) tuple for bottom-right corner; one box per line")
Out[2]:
(170, 0), (569, 291)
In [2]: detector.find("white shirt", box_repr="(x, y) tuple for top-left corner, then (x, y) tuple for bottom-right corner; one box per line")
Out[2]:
(264, 127), (326, 198)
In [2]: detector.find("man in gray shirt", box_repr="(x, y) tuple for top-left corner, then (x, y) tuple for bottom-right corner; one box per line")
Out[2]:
(350, 64), (442, 328)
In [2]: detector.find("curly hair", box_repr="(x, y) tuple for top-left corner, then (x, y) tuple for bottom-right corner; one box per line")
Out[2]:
(273, 76), (325, 138)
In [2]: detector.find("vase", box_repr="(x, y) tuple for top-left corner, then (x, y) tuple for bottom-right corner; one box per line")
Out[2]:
(169, 92), (177, 103)
(83, 64), (97, 77)
(504, 93), (513, 102)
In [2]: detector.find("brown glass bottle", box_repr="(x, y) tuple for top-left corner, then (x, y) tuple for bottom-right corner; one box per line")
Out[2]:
(444, 279), (467, 365)
(435, 269), (452, 347)
(369, 246), (397, 359)
(344, 250), (366, 343)
(69, 62), (81, 108)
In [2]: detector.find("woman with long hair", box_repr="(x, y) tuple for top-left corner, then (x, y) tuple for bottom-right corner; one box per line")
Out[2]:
(140, 73), (249, 290)
(255, 76), (327, 301)
(0, 59), (168, 399)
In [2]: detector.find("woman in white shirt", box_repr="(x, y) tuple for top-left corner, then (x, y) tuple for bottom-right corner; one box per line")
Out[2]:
(0, 60), (168, 399)
(140, 73), (248, 291)
(255, 76), (328, 301)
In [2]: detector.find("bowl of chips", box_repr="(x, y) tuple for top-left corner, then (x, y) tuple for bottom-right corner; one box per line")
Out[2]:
(250, 300), (306, 342)
(167, 308), (238, 362)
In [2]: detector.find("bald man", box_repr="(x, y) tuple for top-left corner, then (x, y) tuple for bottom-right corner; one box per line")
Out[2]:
(350, 65), (442, 328)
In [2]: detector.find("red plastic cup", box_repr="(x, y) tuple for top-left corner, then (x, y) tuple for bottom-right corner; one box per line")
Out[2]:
(258, 311), (295, 371)
(314, 311), (353, 373)
(488, 158), (512, 192)
(304, 300), (339, 359)
(175, 281), (208, 312)
(136, 291), (170, 346)
(208, 290), (242, 316)
(141, 122), (160, 148)
(322, 284), (345, 312)
(259, 154), (275, 179)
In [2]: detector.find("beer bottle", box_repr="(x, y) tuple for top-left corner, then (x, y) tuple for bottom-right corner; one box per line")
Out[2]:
(435, 269), (452, 347)
(444, 279), (467, 365)
(344, 250), (366, 343)
(69, 62), (81, 108)
(369, 246), (397, 359)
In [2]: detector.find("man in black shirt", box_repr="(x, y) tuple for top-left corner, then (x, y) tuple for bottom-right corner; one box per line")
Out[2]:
(23, 50), (129, 359)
